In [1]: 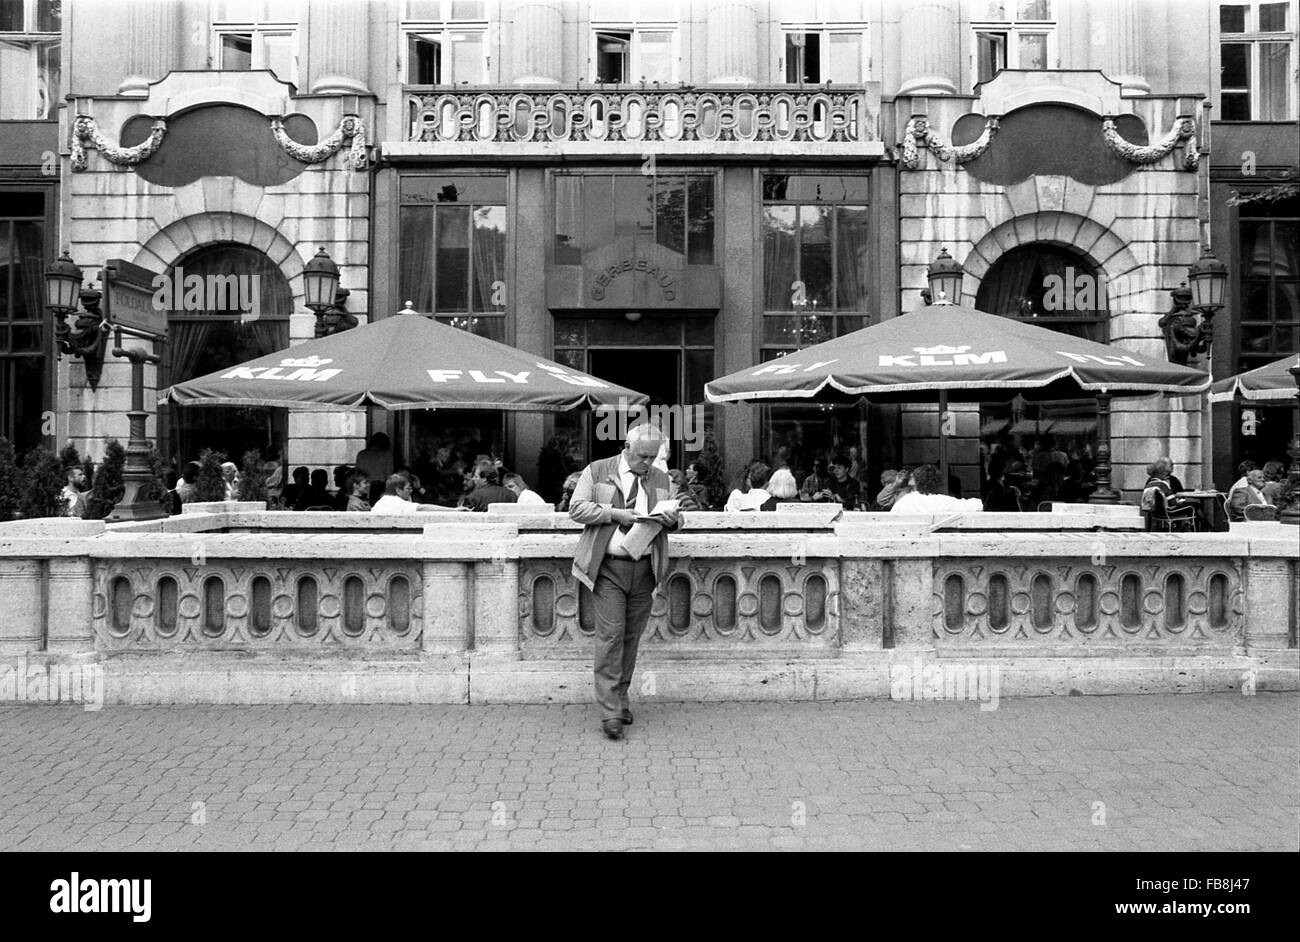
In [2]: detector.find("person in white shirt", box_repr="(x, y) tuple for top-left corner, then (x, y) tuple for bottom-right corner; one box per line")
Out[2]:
(725, 464), (777, 512)
(504, 473), (548, 506)
(371, 473), (457, 513)
(61, 466), (88, 518)
(891, 464), (983, 514)
(220, 462), (240, 501)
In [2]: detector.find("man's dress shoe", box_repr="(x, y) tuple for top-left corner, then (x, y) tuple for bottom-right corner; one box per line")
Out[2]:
(621, 709), (633, 725)
(602, 719), (624, 740)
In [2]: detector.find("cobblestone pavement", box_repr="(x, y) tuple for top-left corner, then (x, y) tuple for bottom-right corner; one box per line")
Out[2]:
(0, 694), (1295, 851)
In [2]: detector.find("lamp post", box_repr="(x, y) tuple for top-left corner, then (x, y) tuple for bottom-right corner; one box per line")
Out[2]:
(108, 328), (164, 521)
(926, 248), (964, 492)
(44, 251), (108, 387)
(1187, 248), (1227, 492)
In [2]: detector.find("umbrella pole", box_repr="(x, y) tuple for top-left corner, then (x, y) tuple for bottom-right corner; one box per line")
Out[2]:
(939, 391), (950, 495)
(1280, 363), (1300, 525)
(1089, 393), (1121, 504)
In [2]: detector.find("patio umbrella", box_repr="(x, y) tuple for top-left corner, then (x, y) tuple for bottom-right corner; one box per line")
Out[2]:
(159, 312), (648, 412)
(705, 303), (1211, 502)
(1208, 354), (1300, 403)
(705, 304), (1211, 403)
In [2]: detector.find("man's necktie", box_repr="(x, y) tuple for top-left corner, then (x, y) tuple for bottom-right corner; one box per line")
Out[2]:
(618, 476), (640, 533)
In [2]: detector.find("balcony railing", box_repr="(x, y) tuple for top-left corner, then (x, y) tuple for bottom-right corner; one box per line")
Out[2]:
(404, 85), (876, 145)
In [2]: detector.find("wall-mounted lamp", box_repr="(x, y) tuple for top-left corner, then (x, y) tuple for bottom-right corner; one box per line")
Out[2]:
(926, 247), (963, 306)
(44, 251), (108, 387)
(1160, 249), (1227, 366)
(304, 247), (354, 338)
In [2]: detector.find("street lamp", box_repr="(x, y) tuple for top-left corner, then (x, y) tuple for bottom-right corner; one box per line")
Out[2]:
(1187, 248), (1228, 314)
(44, 251), (108, 387)
(927, 248), (963, 306)
(303, 247), (354, 338)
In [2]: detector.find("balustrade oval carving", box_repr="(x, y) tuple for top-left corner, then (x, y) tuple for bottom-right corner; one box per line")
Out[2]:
(110, 576), (132, 637)
(202, 576), (225, 637)
(156, 576), (179, 637)
(250, 576), (272, 637)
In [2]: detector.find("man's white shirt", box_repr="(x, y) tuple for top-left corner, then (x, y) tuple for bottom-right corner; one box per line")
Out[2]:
(891, 491), (983, 513)
(371, 494), (419, 514)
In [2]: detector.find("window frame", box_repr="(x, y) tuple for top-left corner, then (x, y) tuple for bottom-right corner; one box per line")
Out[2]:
(211, 3), (300, 86)
(550, 169), (719, 267)
(778, 24), (869, 85)
(0, 0), (60, 120)
(587, 20), (681, 84)
(401, 1), (491, 88)
(970, 0), (1058, 87)
(1235, 200), (1300, 373)
(397, 174), (510, 338)
(1217, 1), (1297, 121)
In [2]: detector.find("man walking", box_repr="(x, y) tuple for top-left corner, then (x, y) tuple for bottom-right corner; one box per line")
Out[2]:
(569, 424), (682, 740)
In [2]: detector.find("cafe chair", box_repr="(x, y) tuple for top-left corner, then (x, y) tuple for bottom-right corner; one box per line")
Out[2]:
(1243, 504), (1279, 522)
(1143, 488), (1198, 533)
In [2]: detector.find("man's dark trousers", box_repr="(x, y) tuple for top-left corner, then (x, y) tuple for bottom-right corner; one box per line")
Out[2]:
(592, 556), (655, 721)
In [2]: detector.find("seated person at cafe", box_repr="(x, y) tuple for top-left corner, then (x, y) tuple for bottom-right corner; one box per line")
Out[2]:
(1031, 462), (1066, 507)
(891, 464), (984, 514)
(503, 472), (548, 506)
(1140, 458), (1196, 520)
(462, 465), (517, 511)
(371, 473), (449, 513)
(982, 457), (1022, 512)
(294, 469), (333, 510)
(874, 469), (911, 510)
(1227, 467), (1273, 522)
(345, 472), (371, 512)
(725, 463), (777, 512)
(800, 459), (833, 502)
(282, 466), (309, 510)
(668, 469), (703, 511)
(826, 455), (861, 510)
(767, 467), (799, 503)
(1261, 460), (1287, 505)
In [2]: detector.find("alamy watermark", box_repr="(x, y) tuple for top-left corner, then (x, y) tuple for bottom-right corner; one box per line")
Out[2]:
(151, 266), (260, 318)
(889, 657), (1000, 711)
(594, 397), (704, 452)
(0, 656), (104, 711)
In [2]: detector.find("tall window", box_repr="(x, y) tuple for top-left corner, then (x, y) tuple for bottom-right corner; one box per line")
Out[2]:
(971, 0), (1055, 86)
(760, 173), (872, 483)
(399, 176), (508, 341)
(403, 0), (488, 85)
(212, 0), (298, 85)
(1219, 2), (1295, 120)
(0, 191), (48, 451)
(0, 0), (59, 119)
(761, 173), (871, 352)
(554, 172), (715, 265)
(1237, 195), (1299, 373)
(779, 0), (868, 85)
(589, 0), (678, 83)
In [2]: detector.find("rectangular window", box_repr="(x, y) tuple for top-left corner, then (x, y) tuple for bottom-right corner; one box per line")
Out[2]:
(399, 176), (508, 340)
(591, 26), (678, 83)
(552, 173), (716, 264)
(213, 2), (298, 85)
(403, 0), (488, 85)
(1237, 195), (1300, 374)
(0, 0), (60, 119)
(971, 0), (1055, 86)
(0, 192), (50, 451)
(1218, 1), (1297, 120)
(761, 173), (872, 349)
(782, 25), (867, 84)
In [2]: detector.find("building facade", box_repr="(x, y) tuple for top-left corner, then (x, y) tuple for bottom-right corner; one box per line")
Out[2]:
(19, 0), (1299, 501)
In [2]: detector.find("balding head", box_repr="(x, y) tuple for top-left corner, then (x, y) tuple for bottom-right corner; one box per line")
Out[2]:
(623, 423), (666, 476)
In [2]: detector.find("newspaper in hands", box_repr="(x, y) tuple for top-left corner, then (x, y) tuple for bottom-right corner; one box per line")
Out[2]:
(623, 499), (681, 560)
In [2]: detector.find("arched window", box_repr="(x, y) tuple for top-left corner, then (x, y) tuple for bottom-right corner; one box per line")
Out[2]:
(976, 244), (1107, 506)
(159, 243), (293, 466)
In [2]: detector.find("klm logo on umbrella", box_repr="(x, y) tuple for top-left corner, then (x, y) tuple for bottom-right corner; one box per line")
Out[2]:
(222, 355), (342, 382)
(878, 345), (1009, 367)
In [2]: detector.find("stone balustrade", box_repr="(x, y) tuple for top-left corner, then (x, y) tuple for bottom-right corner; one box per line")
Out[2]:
(396, 85), (882, 155)
(0, 510), (1294, 703)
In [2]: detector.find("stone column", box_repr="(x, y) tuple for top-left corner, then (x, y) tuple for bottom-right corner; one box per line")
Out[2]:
(474, 559), (521, 656)
(45, 558), (96, 653)
(897, 0), (959, 97)
(0, 560), (43, 654)
(308, 0), (372, 95)
(1243, 559), (1295, 652)
(1096, 0), (1150, 95)
(706, 1), (758, 84)
(507, 0), (564, 84)
(423, 561), (471, 653)
(117, 0), (181, 97)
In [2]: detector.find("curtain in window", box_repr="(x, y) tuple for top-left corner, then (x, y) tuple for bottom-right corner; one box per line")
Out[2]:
(13, 220), (44, 325)
(763, 206), (798, 310)
(165, 322), (218, 385)
(554, 176), (584, 263)
(471, 205), (505, 312)
(400, 206), (434, 312)
(835, 207), (869, 312)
